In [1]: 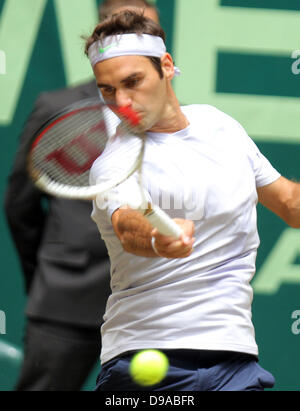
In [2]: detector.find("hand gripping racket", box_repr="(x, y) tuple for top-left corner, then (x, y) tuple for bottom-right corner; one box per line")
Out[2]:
(28, 98), (182, 238)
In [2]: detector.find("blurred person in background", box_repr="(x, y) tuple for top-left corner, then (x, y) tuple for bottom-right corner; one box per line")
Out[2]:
(4, 0), (159, 392)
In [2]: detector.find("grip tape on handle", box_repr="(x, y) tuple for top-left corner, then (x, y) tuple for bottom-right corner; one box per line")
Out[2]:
(144, 205), (182, 239)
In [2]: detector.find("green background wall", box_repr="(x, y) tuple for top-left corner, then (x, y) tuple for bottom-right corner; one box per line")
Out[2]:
(0, 0), (299, 391)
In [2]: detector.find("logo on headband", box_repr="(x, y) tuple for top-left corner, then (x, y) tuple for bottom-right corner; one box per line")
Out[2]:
(99, 43), (118, 54)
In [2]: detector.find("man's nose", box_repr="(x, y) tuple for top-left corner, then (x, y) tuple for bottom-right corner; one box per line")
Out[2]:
(115, 89), (132, 107)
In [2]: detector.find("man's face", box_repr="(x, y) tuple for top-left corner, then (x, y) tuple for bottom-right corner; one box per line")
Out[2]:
(94, 54), (170, 131)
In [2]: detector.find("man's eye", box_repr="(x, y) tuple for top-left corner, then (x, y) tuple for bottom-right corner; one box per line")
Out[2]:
(126, 79), (140, 88)
(102, 87), (114, 95)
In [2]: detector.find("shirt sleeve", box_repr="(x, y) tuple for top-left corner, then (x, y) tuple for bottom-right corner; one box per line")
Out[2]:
(204, 105), (281, 189)
(90, 128), (152, 222)
(90, 158), (152, 223)
(228, 117), (281, 188)
(95, 173), (152, 220)
(243, 132), (281, 188)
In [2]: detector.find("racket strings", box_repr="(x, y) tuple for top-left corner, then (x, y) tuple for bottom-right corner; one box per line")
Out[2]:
(29, 100), (145, 198)
(31, 108), (117, 187)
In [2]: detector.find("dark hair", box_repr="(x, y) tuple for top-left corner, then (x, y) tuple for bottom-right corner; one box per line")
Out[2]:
(85, 10), (165, 78)
(98, 0), (158, 22)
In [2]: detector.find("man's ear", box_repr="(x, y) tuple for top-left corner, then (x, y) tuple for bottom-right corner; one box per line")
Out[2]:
(161, 53), (175, 80)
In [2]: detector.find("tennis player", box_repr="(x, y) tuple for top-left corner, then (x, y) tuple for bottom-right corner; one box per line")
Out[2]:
(86, 11), (300, 391)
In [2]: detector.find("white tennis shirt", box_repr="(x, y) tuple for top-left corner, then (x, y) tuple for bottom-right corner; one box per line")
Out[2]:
(90, 105), (281, 365)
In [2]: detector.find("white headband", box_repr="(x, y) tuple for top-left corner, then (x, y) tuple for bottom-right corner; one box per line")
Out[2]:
(88, 33), (181, 76)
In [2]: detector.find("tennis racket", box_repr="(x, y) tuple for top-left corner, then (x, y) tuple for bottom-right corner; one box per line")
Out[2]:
(27, 98), (182, 238)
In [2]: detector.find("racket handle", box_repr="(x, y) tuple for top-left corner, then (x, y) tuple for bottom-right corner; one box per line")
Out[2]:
(144, 205), (182, 239)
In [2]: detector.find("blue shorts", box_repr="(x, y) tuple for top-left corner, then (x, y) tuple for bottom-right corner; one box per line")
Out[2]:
(95, 349), (275, 391)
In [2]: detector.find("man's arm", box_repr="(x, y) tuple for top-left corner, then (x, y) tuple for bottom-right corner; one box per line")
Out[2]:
(112, 207), (195, 258)
(257, 176), (300, 228)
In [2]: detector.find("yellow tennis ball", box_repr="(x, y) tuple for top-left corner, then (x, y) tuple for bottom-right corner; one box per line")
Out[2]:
(129, 349), (169, 387)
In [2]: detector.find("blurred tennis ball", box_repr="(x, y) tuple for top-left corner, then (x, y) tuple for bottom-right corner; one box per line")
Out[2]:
(129, 349), (169, 386)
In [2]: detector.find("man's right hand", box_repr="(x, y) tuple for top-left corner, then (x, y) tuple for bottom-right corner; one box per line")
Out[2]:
(151, 219), (195, 259)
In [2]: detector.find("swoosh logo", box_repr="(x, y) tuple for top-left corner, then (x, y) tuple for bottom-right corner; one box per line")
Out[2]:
(99, 43), (118, 54)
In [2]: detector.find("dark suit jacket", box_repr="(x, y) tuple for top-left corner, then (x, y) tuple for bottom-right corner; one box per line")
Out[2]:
(5, 80), (111, 327)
